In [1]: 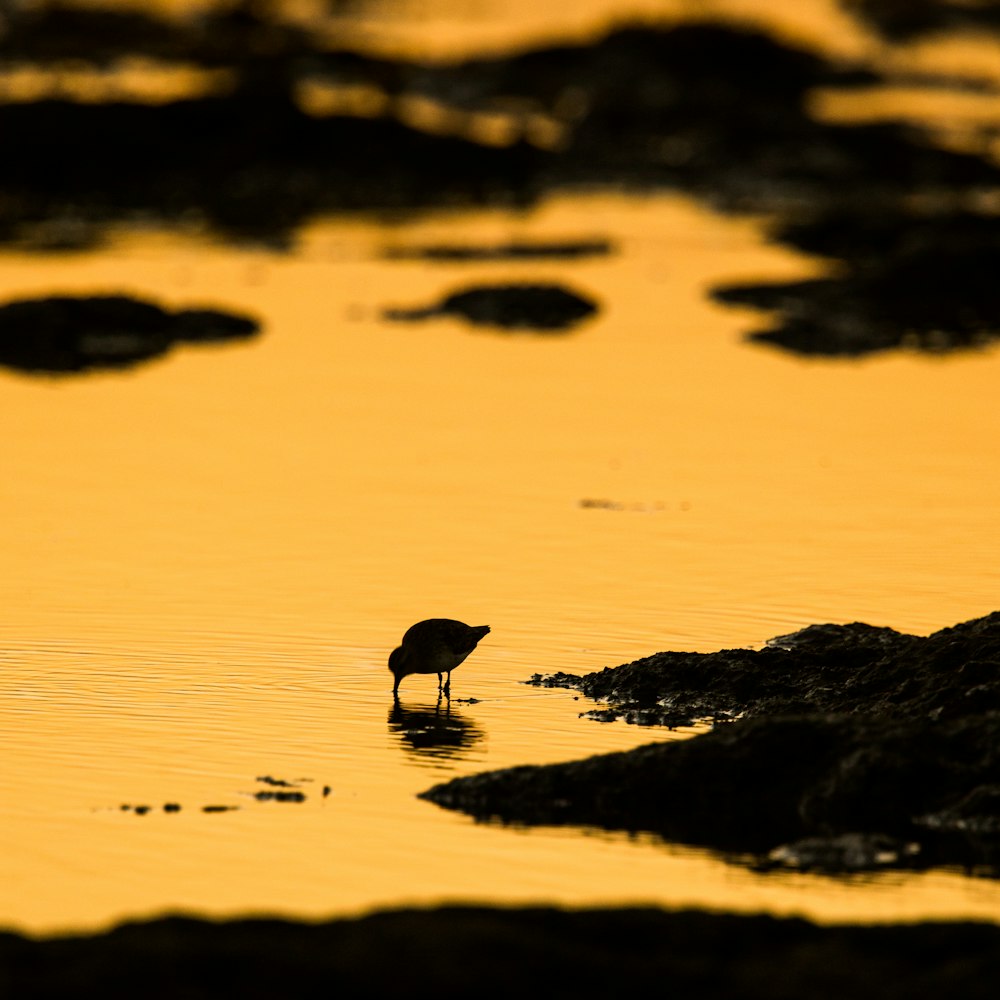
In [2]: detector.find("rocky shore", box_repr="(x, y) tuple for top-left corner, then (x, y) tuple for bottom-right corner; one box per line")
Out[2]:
(422, 613), (1000, 875)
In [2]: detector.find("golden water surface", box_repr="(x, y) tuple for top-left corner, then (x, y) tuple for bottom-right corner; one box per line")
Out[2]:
(2, 0), (1000, 935)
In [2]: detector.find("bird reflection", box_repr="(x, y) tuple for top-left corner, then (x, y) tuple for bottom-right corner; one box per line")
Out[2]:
(388, 697), (485, 765)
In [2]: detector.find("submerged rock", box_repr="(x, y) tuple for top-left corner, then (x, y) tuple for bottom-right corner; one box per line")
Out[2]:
(385, 284), (599, 331)
(0, 294), (259, 374)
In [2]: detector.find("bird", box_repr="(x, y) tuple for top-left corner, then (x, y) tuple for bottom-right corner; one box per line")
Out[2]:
(389, 619), (490, 698)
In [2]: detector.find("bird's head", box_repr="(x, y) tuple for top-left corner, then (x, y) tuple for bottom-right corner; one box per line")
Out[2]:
(388, 644), (409, 680)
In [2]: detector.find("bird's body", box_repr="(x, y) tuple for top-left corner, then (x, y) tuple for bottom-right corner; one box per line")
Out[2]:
(389, 618), (490, 697)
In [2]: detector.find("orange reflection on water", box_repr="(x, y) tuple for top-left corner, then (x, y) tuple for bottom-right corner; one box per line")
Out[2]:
(1, 191), (999, 932)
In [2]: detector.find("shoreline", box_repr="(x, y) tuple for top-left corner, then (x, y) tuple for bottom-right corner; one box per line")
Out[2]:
(426, 613), (1000, 876)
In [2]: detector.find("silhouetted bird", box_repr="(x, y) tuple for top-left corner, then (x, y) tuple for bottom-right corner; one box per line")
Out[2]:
(389, 619), (490, 698)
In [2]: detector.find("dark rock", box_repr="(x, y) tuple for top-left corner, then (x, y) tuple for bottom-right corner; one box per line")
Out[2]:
(763, 832), (921, 872)
(421, 712), (1000, 870)
(527, 613), (1000, 725)
(918, 785), (1000, 835)
(0, 13), (997, 268)
(497, 613), (1000, 872)
(385, 284), (598, 331)
(2, 906), (1000, 999)
(536, 29), (997, 213)
(843, 0), (1000, 41)
(0, 3), (195, 66)
(409, 23), (835, 114)
(0, 294), (259, 374)
(578, 498), (626, 510)
(170, 309), (259, 342)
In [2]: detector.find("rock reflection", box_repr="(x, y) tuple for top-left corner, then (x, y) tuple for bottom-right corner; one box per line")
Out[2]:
(388, 698), (485, 766)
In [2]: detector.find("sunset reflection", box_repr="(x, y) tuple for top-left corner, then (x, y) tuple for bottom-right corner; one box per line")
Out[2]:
(1, 0), (999, 936)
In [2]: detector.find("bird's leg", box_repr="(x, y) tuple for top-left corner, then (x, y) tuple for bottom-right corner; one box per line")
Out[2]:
(443, 671), (451, 697)
(437, 672), (443, 692)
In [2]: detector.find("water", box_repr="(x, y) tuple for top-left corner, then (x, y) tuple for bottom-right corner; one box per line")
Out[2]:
(2, 0), (1000, 934)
